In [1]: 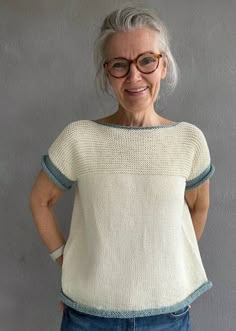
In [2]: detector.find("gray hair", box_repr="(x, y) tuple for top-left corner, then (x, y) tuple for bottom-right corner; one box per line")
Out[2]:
(93, 4), (180, 98)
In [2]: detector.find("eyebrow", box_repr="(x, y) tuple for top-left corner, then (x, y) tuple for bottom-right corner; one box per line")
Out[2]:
(109, 51), (156, 60)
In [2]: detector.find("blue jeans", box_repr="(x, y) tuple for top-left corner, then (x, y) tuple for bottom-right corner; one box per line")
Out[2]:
(60, 304), (191, 330)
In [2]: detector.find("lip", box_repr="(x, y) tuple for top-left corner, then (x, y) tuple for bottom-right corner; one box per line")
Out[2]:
(125, 86), (149, 96)
(125, 86), (148, 91)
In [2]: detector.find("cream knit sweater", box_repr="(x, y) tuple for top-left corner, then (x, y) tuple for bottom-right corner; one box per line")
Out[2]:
(42, 119), (215, 318)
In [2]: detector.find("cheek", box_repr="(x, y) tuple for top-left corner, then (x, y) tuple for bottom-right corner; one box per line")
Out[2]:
(145, 71), (160, 87)
(148, 78), (160, 92)
(153, 74), (162, 88)
(109, 79), (125, 94)
(148, 79), (162, 99)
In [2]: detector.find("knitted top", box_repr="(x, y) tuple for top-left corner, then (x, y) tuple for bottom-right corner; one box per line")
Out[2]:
(41, 119), (215, 318)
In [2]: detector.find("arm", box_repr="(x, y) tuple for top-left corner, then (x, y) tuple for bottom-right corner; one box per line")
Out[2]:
(184, 179), (210, 241)
(29, 169), (66, 267)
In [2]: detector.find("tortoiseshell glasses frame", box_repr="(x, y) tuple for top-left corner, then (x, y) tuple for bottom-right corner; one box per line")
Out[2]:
(103, 52), (163, 78)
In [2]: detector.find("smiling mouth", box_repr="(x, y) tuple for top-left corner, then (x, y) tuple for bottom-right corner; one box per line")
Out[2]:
(125, 87), (149, 95)
(125, 87), (148, 92)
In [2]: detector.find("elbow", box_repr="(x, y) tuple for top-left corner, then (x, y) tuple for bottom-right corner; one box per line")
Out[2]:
(29, 190), (40, 220)
(29, 171), (64, 213)
(29, 189), (50, 216)
(191, 205), (209, 218)
(191, 194), (210, 214)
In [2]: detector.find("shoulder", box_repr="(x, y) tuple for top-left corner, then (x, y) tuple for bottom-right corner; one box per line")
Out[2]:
(57, 120), (88, 138)
(62, 120), (84, 132)
(180, 121), (202, 132)
(48, 120), (86, 151)
(175, 122), (210, 156)
(179, 121), (206, 140)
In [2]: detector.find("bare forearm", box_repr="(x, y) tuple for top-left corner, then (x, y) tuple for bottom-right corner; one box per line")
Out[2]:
(30, 203), (66, 262)
(190, 208), (209, 241)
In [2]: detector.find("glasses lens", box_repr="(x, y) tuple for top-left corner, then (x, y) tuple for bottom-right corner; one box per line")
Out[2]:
(137, 53), (159, 73)
(107, 59), (129, 77)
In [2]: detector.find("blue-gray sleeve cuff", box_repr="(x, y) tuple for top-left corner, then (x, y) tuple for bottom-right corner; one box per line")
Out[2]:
(185, 163), (215, 190)
(41, 155), (76, 190)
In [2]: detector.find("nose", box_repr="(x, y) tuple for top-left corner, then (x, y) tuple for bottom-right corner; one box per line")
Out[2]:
(126, 62), (142, 82)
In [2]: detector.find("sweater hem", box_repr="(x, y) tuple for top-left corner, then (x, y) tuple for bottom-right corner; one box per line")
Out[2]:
(185, 163), (215, 190)
(41, 155), (75, 190)
(59, 280), (213, 318)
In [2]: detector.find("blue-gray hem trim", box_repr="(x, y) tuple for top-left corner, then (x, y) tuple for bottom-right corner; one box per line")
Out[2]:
(59, 280), (213, 318)
(90, 120), (181, 130)
(185, 163), (215, 190)
(41, 155), (75, 190)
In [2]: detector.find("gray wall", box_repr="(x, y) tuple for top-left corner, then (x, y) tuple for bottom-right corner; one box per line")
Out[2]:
(0, 0), (235, 330)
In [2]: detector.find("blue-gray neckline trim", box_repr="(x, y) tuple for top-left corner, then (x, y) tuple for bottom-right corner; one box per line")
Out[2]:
(90, 120), (181, 130)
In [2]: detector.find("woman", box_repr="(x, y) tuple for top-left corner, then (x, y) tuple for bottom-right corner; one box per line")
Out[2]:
(30, 5), (215, 331)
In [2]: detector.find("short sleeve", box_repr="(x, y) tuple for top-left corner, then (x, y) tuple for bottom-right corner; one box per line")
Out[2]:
(185, 126), (215, 190)
(41, 123), (77, 190)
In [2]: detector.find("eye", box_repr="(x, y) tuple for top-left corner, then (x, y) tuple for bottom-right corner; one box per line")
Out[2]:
(139, 56), (156, 66)
(111, 61), (128, 69)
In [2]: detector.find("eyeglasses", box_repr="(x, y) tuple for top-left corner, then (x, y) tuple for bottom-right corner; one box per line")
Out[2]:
(103, 52), (163, 78)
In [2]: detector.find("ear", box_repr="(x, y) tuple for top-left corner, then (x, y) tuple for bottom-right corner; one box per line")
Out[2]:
(160, 55), (168, 80)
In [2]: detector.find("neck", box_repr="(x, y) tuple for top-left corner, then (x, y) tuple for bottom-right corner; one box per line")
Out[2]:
(110, 106), (164, 127)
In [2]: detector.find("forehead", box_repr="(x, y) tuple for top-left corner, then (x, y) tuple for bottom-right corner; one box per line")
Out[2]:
(105, 27), (160, 59)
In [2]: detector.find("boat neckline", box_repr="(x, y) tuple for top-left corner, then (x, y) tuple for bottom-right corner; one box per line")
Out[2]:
(90, 120), (182, 129)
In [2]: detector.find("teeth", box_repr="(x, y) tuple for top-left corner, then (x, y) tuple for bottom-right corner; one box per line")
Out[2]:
(127, 87), (147, 92)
